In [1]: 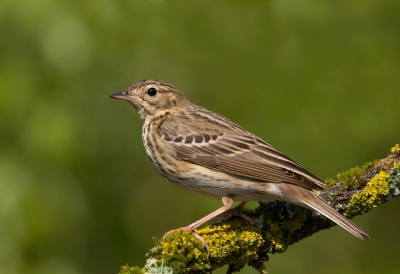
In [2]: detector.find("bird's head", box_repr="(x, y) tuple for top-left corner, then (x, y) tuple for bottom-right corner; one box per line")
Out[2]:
(108, 79), (188, 120)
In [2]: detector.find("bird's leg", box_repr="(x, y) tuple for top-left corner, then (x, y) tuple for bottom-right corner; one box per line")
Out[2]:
(210, 201), (248, 224)
(163, 197), (234, 255)
(210, 201), (260, 229)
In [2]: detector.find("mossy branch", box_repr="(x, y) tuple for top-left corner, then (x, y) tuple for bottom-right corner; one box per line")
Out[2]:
(120, 145), (400, 274)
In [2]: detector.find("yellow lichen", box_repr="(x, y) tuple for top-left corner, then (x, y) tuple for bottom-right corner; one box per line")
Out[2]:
(345, 171), (390, 218)
(147, 219), (264, 273)
(149, 230), (210, 273)
(199, 219), (264, 270)
(391, 144), (400, 154)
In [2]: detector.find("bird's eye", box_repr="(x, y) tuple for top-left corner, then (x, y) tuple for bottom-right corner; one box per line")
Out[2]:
(147, 87), (158, 97)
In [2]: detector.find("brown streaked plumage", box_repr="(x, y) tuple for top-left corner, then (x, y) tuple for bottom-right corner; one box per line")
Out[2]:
(108, 79), (369, 252)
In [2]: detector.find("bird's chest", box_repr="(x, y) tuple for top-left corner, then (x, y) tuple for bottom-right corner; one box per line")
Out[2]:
(142, 124), (162, 169)
(142, 122), (205, 191)
(142, 122), (177, 178)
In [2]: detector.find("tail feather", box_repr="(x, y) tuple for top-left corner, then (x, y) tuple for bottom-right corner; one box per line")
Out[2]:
(301, 195), (370, 239)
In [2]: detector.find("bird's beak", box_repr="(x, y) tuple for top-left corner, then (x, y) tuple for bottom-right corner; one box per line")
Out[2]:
(108, 90), (139, 103)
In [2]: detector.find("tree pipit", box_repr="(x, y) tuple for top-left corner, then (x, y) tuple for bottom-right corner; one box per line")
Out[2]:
(109, 80), (369, 253)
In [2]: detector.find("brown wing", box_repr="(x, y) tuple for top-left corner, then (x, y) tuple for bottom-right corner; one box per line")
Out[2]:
(158, 116), (324, 190)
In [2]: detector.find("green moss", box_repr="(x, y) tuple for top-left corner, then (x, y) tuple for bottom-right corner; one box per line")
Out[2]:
(119, 265), (145, 274)
(324, 177), (337, 188)
(259, 202), (307, 253)
(336, 159), (378, 188)
(148, 219), (264, 273)
(345, 171), (390, 218)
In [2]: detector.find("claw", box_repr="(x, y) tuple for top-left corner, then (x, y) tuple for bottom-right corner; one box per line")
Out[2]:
(161, 198), (259, 257)
(163, 227), (210, 256)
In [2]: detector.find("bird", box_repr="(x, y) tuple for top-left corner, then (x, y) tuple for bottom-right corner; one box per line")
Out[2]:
(108, 79), (369, 252)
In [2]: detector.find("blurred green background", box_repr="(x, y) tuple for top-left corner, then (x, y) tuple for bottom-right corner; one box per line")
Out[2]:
(1, 0), (399, 273)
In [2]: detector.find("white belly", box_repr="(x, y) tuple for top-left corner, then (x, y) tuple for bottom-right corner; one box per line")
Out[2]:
(164, 164), (285, 202)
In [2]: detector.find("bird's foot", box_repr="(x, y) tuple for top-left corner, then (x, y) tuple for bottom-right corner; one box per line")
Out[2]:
(163, 226), (210, 256)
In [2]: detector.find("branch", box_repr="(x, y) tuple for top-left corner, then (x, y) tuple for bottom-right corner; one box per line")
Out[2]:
(120, 145), (400, 274)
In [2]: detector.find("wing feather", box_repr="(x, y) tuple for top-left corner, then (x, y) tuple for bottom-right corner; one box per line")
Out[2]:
(159, 118), (324, 190)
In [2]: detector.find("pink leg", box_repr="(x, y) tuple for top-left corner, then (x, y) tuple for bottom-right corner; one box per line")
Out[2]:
(163, 197), (234, 255)
(210, 201), (260, 230)
(210, 201), (249, 223)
